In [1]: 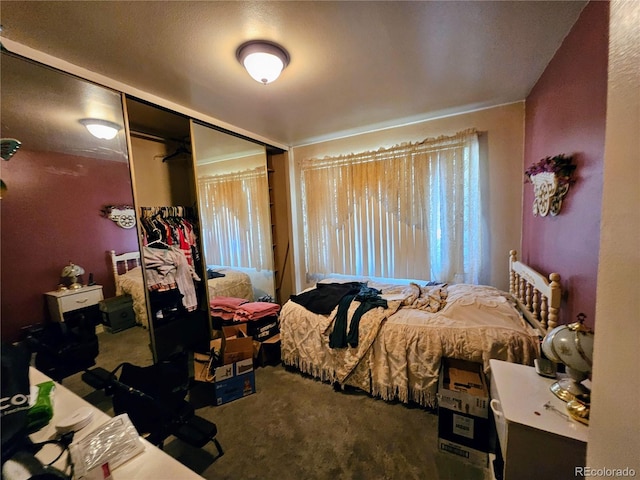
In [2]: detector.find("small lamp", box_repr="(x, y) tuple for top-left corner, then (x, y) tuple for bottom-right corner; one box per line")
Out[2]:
(61, 262), (85, 290)
(541, 313), (594, 405)
(79, 119), (121, 140)
(236, 40), (290, 85)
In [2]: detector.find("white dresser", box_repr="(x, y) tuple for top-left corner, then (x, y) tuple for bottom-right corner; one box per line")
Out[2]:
(44, 284), (104, 322)
(489, 359), (588, 480)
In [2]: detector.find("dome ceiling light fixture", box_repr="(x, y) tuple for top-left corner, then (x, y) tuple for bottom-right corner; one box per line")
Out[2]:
(79, 118), (121, 140)
(236, 40), (290, 85)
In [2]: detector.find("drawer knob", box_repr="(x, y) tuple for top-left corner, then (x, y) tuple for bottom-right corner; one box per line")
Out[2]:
(75, 299), (89, 304)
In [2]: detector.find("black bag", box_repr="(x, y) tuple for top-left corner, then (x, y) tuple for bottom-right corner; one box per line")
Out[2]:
(1, 342), (32, 463)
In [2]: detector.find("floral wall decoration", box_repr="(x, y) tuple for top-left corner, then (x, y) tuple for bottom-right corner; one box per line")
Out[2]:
(525, 154), (577, 216)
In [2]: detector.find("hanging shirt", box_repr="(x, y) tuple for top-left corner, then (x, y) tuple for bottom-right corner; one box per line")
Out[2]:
(143, 246), (201, 312)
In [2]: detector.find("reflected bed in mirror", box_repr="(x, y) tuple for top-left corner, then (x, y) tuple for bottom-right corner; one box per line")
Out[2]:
(110, 250), (255, 330)
(191, 121), (276, 301)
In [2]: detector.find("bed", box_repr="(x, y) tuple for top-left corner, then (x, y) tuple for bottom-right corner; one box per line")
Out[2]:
(205, 266), (254, 301)
(109, 250), (148, 328)
(109, 251), (254, 329)
(280, 250), (561, 408)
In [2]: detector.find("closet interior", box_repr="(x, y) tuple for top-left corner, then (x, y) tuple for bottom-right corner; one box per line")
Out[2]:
(125, 97), (292, 362)
(1, 47), (293, 375)
(126, 98), (210, 360)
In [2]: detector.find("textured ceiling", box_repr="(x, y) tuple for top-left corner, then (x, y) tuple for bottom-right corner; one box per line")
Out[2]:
(0, 1), (587, 147)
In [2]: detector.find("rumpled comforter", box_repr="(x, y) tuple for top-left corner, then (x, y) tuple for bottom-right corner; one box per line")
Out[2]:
(280, 281), (538, 408)
(115, 267), (149, 329)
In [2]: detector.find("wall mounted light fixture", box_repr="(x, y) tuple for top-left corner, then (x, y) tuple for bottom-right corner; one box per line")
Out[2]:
(79, 118), (121, 140)
(236, 40), (290, 85)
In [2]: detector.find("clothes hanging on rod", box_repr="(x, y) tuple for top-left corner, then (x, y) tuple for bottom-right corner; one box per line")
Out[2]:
(139, 206), (199, 266)
(139, 206), (201, 312)
(143, 245), (200, 312)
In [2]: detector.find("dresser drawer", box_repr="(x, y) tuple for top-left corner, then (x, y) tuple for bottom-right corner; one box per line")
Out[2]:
(59, 288), (103, 313)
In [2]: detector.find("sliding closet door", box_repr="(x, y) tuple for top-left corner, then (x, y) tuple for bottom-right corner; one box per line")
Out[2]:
(190, 120), (276, 312)
(126, 98), (210, 361)
(0, 51), (151, 370)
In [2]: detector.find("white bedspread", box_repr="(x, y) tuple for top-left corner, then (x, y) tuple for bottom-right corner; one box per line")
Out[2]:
(116, 267), (149, 329)
(207, 268), (254, 301)
(280, 282), (539, 408)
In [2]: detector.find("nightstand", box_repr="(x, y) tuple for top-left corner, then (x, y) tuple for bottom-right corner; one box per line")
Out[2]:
(489, 359), (588, 480)
(45, 285), (104, 322)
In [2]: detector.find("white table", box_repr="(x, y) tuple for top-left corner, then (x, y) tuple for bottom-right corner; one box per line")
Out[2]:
(44, 285), (104, 323)
(489, 359), (588, 480)
(29, 367), (203, 479)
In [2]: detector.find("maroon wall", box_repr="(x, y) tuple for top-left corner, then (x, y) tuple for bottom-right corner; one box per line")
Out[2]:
(1, 149), (139, 341)
(523, 1), (609, 330)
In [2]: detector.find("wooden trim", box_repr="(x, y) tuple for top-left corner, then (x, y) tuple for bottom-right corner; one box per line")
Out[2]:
(509, 250), (561, 335)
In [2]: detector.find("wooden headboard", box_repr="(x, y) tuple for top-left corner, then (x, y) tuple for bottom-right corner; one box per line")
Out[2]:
(508, 250), (561, 335)
(109, 250), (141, 294)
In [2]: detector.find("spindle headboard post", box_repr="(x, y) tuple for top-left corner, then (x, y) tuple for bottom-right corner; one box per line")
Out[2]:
(109, 250), (141, 295)
(509, 250), (562, 335)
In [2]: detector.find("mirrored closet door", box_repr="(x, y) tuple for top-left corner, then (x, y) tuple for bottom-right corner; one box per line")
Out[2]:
(125, 98), (210, 361)
(0, 51), (152, 372)
(190, 121), (276, 305)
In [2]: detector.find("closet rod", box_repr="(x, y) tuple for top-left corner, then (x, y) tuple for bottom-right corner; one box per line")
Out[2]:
(129, 130), (183, 144)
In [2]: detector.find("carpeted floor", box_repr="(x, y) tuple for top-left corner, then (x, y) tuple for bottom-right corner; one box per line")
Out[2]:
(62, 327), (493, 480)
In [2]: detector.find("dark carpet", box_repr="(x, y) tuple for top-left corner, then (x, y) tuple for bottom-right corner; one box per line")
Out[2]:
(62, 327), (492, 480)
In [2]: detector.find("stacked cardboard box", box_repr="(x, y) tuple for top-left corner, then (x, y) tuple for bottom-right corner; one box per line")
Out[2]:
(253, 333), (281, 367)
(246, 315), (279, 340)
(193, 324), (256, 405)
(209, 298), (280, 342)
(437, 358), (490, 467)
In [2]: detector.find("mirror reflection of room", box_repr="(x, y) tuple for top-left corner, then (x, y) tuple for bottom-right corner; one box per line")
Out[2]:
(191, 122), (276, 303)
(0, 51), (152, 389)
(125, 98), (211, 361)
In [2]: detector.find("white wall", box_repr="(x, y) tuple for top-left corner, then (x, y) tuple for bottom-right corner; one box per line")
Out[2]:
(587, 0), (640, 472)
(290, 103), (525, 292)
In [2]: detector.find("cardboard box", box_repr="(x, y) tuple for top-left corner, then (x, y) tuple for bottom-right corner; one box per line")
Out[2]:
(245, 315), (279, 339)
(194, 325), (253, 381)
(438, 437), (488, 467)
(438, 408), (491, 453)
(220, 324), (254, 365)
(437, 358), (489, 418)
(253, 333), (281, 367)
(250, 320), (279, 341)
(214, 315), (280, 340)
(193, 325), (256, 405)
(212, 357), (256, 405)
(437, 358), (492, 456)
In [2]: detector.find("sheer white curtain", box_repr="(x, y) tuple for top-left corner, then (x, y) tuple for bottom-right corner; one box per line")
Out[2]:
(197, 166), (271, 270)
(300, 129), (481, 284)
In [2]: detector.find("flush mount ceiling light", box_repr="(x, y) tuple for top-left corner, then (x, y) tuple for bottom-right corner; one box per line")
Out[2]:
(236, 40), (290, 85)
(79, 119), (121, 140)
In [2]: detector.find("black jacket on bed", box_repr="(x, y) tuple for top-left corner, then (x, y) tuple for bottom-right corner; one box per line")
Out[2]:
(289, 282), (365, 315)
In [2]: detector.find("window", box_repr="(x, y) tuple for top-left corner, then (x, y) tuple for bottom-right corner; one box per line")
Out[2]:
(197, 166), (272, 270)
(300, 129), (481, 284)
